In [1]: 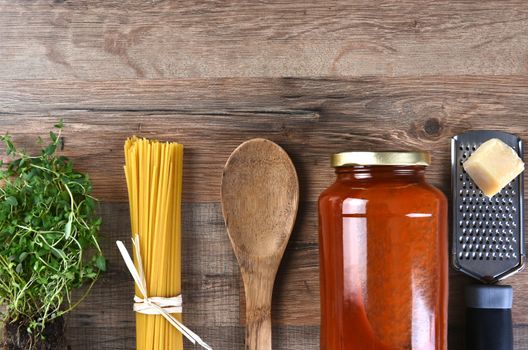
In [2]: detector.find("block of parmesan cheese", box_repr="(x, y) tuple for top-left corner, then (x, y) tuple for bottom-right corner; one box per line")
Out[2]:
(463, 138), (524, 197)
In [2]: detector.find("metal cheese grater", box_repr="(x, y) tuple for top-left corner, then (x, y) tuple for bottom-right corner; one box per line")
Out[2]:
(452, 131), (525, 350)
(452, 130), (525, 282)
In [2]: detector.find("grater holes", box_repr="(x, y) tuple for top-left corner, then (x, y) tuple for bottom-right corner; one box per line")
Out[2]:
(455, 143), (520, 263)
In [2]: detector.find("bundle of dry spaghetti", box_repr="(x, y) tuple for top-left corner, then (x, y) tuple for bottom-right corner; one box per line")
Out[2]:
(120, 137), (211, 350)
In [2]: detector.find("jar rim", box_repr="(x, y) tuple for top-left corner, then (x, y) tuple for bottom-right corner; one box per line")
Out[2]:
(331, 151), (431, 167)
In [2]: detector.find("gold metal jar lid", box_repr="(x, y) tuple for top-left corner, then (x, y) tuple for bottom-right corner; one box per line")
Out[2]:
(331, 151), (431, 167)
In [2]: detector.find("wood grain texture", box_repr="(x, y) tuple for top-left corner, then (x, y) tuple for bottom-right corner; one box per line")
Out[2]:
(60, 201), (528, 349)
(2, 1), (528, 79)
(2, 77), (528, 204)
(2, 77), (528, 348)
(2, 0), (528, 348)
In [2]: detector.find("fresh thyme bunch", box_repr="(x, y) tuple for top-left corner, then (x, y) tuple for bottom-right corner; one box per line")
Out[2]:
(0, 121), (105, 343)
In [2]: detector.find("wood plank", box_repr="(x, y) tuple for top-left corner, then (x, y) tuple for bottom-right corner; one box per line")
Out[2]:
(2, 77), (528, 203)
(2, 78), (528, 348)
(64, 324), (528, 350)
(65, 324), (321, 350)
(66, 201), (528, 349)
(1, 1), (528, 79)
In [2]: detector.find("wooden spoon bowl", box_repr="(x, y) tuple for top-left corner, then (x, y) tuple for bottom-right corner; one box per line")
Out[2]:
(221, 138), (299, 350)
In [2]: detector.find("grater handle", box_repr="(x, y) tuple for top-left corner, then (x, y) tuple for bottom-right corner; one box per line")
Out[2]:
(465, 285), (513, 350)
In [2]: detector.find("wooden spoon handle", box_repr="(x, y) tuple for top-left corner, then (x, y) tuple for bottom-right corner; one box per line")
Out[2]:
(243, 272), (274, 350)
(245, 306), (272, 350)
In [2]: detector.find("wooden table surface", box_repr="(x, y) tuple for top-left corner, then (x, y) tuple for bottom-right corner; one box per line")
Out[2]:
(2, 1), (528, 349)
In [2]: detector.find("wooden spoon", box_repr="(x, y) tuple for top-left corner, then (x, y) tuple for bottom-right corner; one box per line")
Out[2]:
(221, 138), (299, 350)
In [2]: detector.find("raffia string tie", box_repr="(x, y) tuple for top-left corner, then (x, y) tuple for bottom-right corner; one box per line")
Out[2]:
(116, 235), (212, 350)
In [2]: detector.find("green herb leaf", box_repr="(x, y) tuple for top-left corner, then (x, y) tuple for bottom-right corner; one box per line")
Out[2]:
(1, 134), (16, 156)
(43, 143), (57, 156)
(5, 196), (18, 206)
(19, 252), (28, 262)
(95, 256), (106, 272)
(54, 120), (64, 129)
(64, 213), (73, 239)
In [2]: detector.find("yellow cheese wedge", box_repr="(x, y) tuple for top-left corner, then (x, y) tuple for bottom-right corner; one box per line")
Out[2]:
(463, 138), (524, 197)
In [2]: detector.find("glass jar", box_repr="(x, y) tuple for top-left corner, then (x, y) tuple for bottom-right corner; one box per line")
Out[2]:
(318, 151), (448, 350)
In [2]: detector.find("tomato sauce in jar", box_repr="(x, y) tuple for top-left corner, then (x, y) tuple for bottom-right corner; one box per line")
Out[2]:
(318, 152), (448, 350)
